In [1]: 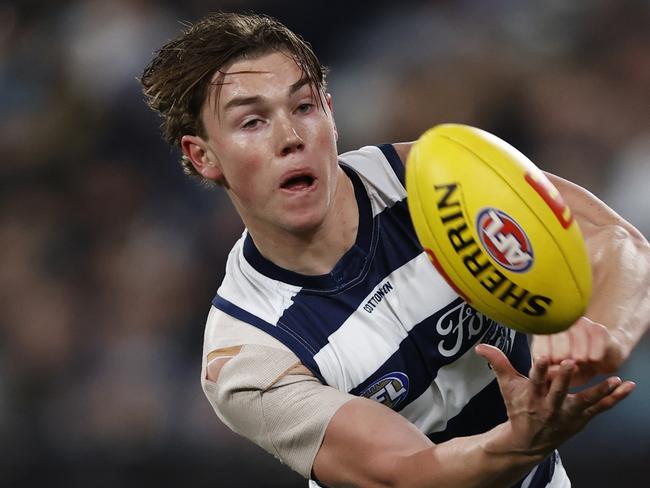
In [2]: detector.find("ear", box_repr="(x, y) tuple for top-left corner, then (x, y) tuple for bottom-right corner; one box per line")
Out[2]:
(180, 135), (223, 181)
(325, 93), (338, 142)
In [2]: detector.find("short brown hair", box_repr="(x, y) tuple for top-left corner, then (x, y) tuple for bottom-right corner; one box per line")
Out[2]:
(140, 12), (328, 178)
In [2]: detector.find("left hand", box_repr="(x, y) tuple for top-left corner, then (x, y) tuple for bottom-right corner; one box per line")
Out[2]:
(476, 344), (635, 461)
(530, 316), (628, 387)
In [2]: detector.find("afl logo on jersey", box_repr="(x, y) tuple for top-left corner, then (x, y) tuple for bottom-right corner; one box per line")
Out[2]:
(476, 208), (533, 273)
(361, 372), (409, 409)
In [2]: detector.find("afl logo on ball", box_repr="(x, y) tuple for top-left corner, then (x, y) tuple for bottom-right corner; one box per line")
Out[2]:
(476, 208), (533, 272)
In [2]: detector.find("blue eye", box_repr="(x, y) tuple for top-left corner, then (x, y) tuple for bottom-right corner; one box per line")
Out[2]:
(297, 103), (313, 114)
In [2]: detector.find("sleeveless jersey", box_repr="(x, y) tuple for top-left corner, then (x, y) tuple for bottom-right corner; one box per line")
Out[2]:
(213, 144), (569, 488)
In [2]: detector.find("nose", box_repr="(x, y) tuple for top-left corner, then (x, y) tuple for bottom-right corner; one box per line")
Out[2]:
(277, 117), (304, 156)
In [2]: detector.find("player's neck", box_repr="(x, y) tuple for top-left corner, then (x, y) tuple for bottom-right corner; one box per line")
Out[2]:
(249, 169), (358, 276)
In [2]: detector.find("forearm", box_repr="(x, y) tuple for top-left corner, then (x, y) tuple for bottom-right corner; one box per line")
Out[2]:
(315, 398), (544, 488)
(584, 219), (650, 357)
(546, 172), (650, 357)
(397, 423), (545, 488)
(316, 347), (633, 488)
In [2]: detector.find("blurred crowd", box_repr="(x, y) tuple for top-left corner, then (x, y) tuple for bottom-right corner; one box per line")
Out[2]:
(0, 1), (648, 487)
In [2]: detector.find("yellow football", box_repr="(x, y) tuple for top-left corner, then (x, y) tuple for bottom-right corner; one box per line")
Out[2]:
(406, 124), (592, 334)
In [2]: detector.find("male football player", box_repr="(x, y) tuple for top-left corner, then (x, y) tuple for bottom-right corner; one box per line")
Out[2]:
(141, 13), (649, 487)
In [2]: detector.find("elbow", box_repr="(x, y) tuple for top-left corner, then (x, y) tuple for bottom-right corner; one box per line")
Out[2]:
(589, 222), (650, 270)
(603, 221), (649, 250)
(613, 223), (650, 272)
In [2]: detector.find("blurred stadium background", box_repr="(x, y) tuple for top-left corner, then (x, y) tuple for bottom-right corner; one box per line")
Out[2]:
(1, 0), (648, 486)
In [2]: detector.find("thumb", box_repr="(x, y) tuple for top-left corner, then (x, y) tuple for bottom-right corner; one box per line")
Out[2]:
(475, 343), (517, 380)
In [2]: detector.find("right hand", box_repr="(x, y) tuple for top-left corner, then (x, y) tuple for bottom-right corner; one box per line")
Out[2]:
(530, 317), (628, 387)
(475, 343), (635, 457)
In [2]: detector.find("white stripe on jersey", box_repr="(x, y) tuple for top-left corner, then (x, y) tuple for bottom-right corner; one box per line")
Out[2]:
(314, 252), (458, 391)
(217, 236), (302, 325)
(339, 146), (406, 217)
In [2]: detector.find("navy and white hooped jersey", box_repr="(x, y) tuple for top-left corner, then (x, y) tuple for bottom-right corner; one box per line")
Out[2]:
(213, 144), (569, 488)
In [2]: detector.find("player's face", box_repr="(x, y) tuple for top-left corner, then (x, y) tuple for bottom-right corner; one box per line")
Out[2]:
(192, 51), (339, 236)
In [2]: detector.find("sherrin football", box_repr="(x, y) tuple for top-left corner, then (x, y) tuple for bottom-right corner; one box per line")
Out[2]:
(406, 124), (592, 334)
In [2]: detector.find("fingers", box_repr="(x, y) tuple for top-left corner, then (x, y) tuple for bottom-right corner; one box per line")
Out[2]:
(532, 317), (625, 386)
(546, 359), (575, 411)
(475, 344), (518, 379)
(531, 333), (550, 361)
(583, 380), (636, 418)
(548, 331), (571, 362)
(546, 318), (589, 363)
(564, 318), (616, 367)
(569, 323), (589, 363)
(531, 329), (570, 366)
(565, 376), (635, 422)
(528, 355), (550, 397)
(532, 317), (593, 363)
(587, 322), (609, 363)
(570, 376), (622, 411)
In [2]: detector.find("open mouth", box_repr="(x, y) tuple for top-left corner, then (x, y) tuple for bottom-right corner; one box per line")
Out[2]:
(280, 174), (316, 191)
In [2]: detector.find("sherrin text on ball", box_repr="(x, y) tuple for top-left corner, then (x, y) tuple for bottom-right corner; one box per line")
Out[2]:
(406, 124), (592, 334)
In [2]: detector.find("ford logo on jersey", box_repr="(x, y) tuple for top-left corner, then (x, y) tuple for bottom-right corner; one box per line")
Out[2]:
(476, 208), (533, 273)
(361, 372), (409, 409)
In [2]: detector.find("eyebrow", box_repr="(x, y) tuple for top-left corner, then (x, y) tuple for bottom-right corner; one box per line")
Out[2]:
(222, 76), (313, 112)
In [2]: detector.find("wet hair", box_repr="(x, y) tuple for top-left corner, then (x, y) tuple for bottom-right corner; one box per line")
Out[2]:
(140, 12), (328, 178)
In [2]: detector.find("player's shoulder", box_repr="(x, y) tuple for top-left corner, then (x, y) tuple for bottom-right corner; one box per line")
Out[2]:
(339, 142), (414, 185)
(339, 144), (398, 175)
(203, 306), (293, 355)
(202, 306), (301, 387)
(337, 143), (411, 211)
(392, 141), (414, 164)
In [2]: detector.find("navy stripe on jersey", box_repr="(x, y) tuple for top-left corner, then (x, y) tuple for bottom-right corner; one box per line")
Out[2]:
(428, 379), (505, 443)
(211, 295), (326, 383)
(528, 451), (558, 488)
(347, 299), (530, 430)
(378, 143), (405, 185)
(426, 332), (530, 441)
(273, 198), (422, 349)
(348, 297), (481, 401)
(513, 452), (558, 488)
